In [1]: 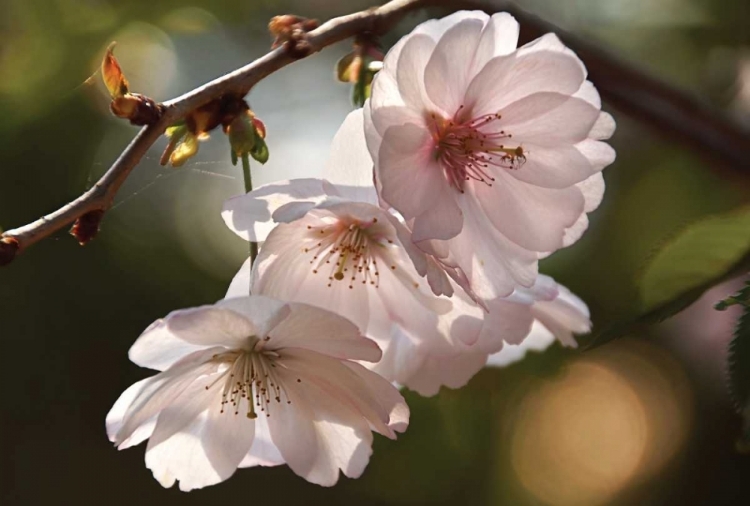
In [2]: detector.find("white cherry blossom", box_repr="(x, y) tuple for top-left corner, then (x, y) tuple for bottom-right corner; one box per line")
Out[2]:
(106, 295), (409, 490)
(365, 11), (615, 300)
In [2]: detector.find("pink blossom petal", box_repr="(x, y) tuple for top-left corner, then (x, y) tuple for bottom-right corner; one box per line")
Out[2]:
(500, 94), (600, 146)
(323, 109), (377, 192)
(216, 296), (291, 338)
(485, 320), (556, 367)
(268, 365), (374, 486)
(424, 18), (485, 113)
(396, 34), (437, 111)
(413, 10), (489, 41)
(506, 143), (597, 189)
(267, 302), (382, 363)
(144, 379), (256, 491)
(222, 179), (332, 242)
(531, 283), (591, 348)
(474, 170), (584, 252)
(114, 351), (220, 447)
(240, 413), (285, 468)
(465, 50), (586, 118)
(106, 378), (157, 449)
(405, 351), (489, 396)
(476, 298), (535, 350)
(589, 111), (616, 140)
(377, 123), (463, 239)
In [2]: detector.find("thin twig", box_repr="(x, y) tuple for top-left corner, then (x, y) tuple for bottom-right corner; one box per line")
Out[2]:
(2, 0), (749, 266)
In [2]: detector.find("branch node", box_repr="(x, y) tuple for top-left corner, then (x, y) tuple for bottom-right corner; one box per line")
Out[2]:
(269, 14), (319, 58)
(0, 237), (19, 266)
(70, 210), (105, 246)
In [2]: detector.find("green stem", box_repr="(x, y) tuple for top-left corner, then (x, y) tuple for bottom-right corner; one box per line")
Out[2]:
(241, 153), (258, 267)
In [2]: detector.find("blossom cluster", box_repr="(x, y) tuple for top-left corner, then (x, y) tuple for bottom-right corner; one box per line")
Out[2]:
(107, 11), (615, 491)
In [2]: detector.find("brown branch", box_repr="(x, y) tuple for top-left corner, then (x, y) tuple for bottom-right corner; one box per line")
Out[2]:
(2, 0), (749, 265)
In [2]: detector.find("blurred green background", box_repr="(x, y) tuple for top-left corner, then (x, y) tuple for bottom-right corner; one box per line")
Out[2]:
(2, 0), (750, 504)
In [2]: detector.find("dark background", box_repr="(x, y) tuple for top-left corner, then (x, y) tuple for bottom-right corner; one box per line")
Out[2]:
(2, 0), (750, 504)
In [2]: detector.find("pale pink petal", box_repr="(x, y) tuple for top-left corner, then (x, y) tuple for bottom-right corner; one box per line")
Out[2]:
(342, 361), (410, 433)
(465, 50), (586, 117)
(114, 350), (220, 447)
(589, 111), (616, 140)
(575, 138), (616, 172)
(216, 296), (291, 338)
(144, 379), (255, 491)
(531, 283), (591, 348)
(377, 123), (460, 232)
(161, 307), (256, 349)
(573, 80), (601, 108)
(413, 10), (489, 41)
(517, 33), (586, 75)
(106, 378), (156, 449)
(278, 349), (403, 438)
(225, 257), (252, 299)
(267, 302), (382, 363)
(428, 193), (539, 301)
(579, 172), (605, 213)
(475, 13), (520, 61)
(268, 366), (374, 486)
(424, 18), (485, 114)
(506, 143), (597, 189)
(240, 413), (285, 468)
(476, 298), (535, 350)
(499, 93), (600, 146)
(405, 351), (488, 396)
(485, 320), (555, 367)
(323, 109), (378, 192)
(222, 179), (330, 242)
(396, 34), (437, 110)
(474, 171), (584, 252)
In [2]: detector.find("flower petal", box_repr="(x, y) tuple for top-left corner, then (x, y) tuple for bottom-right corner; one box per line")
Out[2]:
(144, 379), (255, 491)
(465, 50), (586, 118)
(226, 257), (252, 299)
(114, 350), (220, 446)
(267, 302), (382, 363)
(424, 18), (485, 114)
(106, 377), (157, 449)
(377, 123), (463, 239)
(222, 179), (331, 242)
(474, 170), (584, 252)
(531, 283), (591, 348)
(323, 109), (378, 194)
(485, 320), (555, 367)
(240, 413), (285, 468)
(268, 364), (374, 486)
(499, 93), (600, 146)
(215, 295), (291, 338)
(405, 352), (488, 396)
(396, 34), (437, 110)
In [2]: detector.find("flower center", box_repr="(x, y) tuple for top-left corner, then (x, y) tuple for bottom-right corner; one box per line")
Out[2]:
(428, 106), (526, 193)
(304, 217), (396, 289)
(208, 337), (296, 419)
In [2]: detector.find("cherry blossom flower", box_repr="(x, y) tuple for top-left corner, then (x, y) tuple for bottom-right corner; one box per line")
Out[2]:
(223, 180), (490, 394)
(365, 11), (616, 299)
(222, 174), (591, 395)
(106, 295), (409, 490)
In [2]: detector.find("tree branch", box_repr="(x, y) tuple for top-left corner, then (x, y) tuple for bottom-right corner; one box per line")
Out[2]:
(2, 0), (749, 266)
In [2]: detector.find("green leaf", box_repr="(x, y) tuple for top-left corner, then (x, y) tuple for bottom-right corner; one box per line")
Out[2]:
(250, 134), (269, 164)
(640, 206), (750, 310)
(585, 206), (750, 349)
(716, 280), (750, 311)
(729, 304), (750, 453)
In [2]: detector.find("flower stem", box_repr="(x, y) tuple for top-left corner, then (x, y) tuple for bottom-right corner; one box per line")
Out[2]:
(241, 153), (259, 266)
